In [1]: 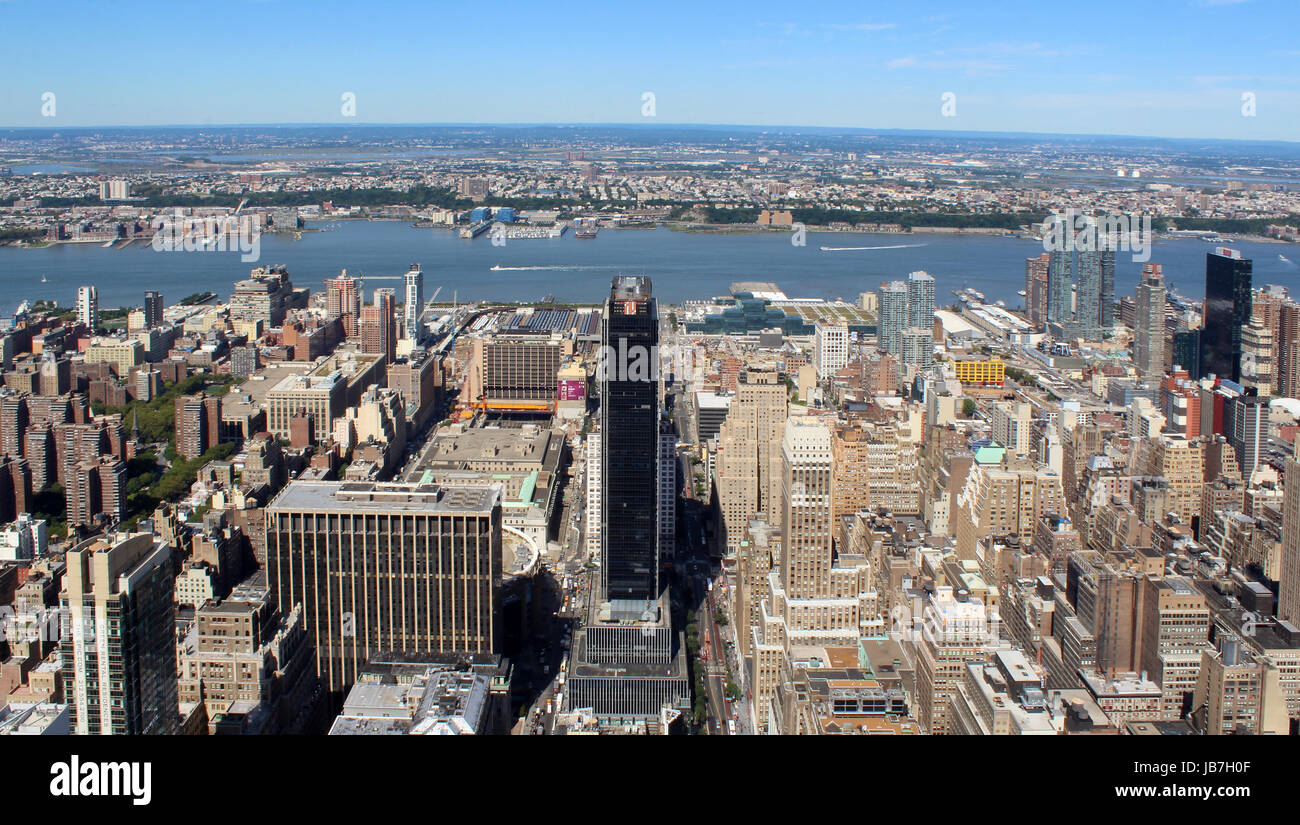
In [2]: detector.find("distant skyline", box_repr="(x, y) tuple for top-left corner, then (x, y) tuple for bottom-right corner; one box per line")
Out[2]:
(0, 0), (1297, 141)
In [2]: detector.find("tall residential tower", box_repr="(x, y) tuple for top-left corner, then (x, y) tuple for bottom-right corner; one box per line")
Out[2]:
(61, 533), (178, 735)
(403, 264), (424, 342)
(76, 285), (99, 330)
(877, 280), (908, 355)
(1133, 263), (1167, 380)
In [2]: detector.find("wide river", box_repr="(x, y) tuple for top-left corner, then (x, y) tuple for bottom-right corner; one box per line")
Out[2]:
(1, 221), (1297, 312)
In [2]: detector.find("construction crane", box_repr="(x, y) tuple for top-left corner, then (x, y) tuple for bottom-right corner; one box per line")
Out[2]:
(353, 272), (404, 294)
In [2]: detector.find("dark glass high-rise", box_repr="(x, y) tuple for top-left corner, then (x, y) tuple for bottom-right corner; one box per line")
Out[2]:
(1199, 249), (1252, 383)
(599, 276), (660, 604)
(1099, 247), (1115, 329)
(1172, 329), (1201, 380)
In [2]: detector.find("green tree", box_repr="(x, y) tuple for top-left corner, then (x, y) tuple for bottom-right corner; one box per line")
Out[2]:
(93, 372), (241, 445)
(31, 484), (68, 539)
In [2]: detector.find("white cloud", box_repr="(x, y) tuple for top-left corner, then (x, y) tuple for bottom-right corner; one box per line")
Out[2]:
(824, 22), (899, 32)
(887, 55), (1010, 74)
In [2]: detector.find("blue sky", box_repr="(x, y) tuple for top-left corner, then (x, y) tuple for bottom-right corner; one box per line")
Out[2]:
(0, 0), (1296, 139)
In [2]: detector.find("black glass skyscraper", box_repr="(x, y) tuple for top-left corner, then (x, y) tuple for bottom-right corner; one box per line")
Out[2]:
(599, 276), (660, 603)
(568, 276), (689, 720)
(1199, 249), (1253, 383)
(1172, 329), (1201, 379)
(144, 290), (164, 329)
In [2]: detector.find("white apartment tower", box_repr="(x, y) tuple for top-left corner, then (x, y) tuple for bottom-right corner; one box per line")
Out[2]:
(403, 265), (424, 341)
(813, 322), (849, 380)
(876, 280), (909, 355)
(76, 285), (99, 330)
(98, 179), (129, 201)
(991, 400), (1034, 456)
(907, 270), (936, 329)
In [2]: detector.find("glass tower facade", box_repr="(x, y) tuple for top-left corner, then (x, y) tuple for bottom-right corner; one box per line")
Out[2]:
(907, 270), (936, 329)
(877, 280), (908, 355)
(1099, 247), (1115, 329)
(1173, 330), (1201, 378)
(1200, 250), (1253, 383)
(1046, 216), (1073, 326)
(403, 265), (424, 341)
(600, 276), (661, 603)
(1076, 248), (1102, 338)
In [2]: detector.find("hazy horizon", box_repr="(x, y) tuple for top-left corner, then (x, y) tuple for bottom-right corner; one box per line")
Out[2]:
(2, 0), (1296, 140)
(0, 120), (1296, 143)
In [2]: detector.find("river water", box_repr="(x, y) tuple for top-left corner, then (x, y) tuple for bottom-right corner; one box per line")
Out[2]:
(1, 221), (1296, 312)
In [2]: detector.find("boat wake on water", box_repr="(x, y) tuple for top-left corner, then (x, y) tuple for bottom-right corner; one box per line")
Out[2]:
(819, 243), (929, 252)
(489, 264), (622, 271)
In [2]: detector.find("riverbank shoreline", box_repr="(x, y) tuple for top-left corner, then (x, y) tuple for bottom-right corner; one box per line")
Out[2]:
(5, 219), (1298, 312)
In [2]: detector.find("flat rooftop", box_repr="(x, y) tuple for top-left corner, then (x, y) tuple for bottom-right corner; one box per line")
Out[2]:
(611, 276), (652, 301)
(262, 351), (379, 395)
(420, 424), (561, 468)
(197, 597), (262, 616)
(695, 391), (732, 410)
(731, 281), (788, 301)
(221, 361), (313, 414)
(267, 481), (501, 515)
(481, 307), (600, 337)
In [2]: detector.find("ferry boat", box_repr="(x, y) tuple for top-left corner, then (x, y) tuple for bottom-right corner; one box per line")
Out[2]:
(575, 229), (597, 239)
